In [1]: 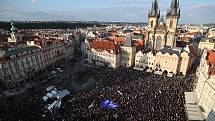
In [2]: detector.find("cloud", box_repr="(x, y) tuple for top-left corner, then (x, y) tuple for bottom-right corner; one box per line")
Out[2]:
(32, 0), (37, 4)
(192, 4), (210, 8)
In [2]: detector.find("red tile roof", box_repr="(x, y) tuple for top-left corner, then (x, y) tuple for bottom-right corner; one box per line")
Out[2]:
(134, 40), (145, 52)
(207, 50), (215, 64)
(207, 50), (215, 76)
(90, 40), (120, 54)
(112, 36), (126, 42)
(108, 31), (118, 36)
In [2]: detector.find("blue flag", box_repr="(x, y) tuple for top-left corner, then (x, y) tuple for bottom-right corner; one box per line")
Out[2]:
(100, 99), (118, 109)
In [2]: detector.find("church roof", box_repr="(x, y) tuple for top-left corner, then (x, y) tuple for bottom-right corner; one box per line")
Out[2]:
(123, 34), (134, 47)
(156, 17), (167, 32)
(159, 47), (180, 56)
(90, 40), (120, 54)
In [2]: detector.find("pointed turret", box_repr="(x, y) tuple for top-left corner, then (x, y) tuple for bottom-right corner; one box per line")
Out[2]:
(11, 22), (17, 33)
(171, 0), (177, 9)
(167, 0), (180, 17)
(177, 0), (179, 8)
(149, 0), (159, 17)
(152, 0), (158, 11)
(123, 34), (133, 47)
(158, 9), (161, 18)
(178, 8), (181, 18)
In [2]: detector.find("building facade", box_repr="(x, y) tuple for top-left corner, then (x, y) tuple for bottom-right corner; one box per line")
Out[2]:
(27, 36), (75, 67)
(199, 38), (215, 52)
(88, 40), (121, 68)
(195, 49), (215, 120)
(146, 0), (180, 51)
(134, 47), (193, 75)
(120, 35), (136, 67)
(0, 46), (44, 88)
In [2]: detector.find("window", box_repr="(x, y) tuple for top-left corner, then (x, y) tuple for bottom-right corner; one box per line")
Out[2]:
(170, 20), (173, 28)
(151, 21), (153, 28)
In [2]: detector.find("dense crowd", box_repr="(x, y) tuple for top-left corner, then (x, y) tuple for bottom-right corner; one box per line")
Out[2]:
(0, 67), (195, 121)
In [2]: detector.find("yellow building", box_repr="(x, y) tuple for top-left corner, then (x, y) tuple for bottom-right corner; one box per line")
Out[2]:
(134, 47), (193, 75)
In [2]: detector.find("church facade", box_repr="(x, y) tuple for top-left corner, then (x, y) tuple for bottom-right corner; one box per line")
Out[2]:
(146, 0), (180, 51)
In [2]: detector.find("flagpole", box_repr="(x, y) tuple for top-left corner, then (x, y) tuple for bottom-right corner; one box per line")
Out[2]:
(49, 109), (55, 121)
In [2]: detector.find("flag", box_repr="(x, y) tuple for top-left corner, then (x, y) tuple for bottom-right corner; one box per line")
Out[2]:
(55, 99), (62, 109)
(47, 101), (58, 112)
(88, 100), (95, 109)
(117, 90), (123, 96)
(100, 99), (118, 109)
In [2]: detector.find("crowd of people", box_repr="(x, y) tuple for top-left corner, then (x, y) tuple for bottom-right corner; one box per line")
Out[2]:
(0, 67), (196, 121)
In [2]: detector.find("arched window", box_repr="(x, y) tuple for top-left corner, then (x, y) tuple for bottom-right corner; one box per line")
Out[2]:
(156, 36), (162, 50)
(151, 21), (153, 28)
(170, 20), (173, 28)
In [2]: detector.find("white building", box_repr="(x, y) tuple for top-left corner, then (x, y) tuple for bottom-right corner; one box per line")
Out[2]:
(199, 38), (215, 52)
(134, 51), (155, 71)
(0, 46), (44, 88)
(7, 22), (25, 44)
(134, 47), (195, 75)
(27, 36), (75, 67)
(88, 40), (121, 68)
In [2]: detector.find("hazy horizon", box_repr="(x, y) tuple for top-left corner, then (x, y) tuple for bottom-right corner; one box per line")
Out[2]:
(1, 0), (215, 24)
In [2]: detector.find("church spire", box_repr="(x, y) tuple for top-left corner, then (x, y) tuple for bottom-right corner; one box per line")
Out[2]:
(152, 0), (158, 11)
(171, 0), (178, 9)
(167, 0), (180, 17)
(11, 22), (17, 33)
(177, 0), (179, 8)
(149, 0), (159, 17)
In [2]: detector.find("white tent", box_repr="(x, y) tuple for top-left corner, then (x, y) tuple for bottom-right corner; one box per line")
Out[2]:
(46, 86), (55, 92)
(43, 96), (49, 102)
(46, 93), (54, 98)
(55, 90), (70, 99)
(51, 90), (58, 95)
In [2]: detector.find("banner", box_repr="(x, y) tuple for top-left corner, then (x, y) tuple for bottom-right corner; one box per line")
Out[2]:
(100, 99), (118, 109)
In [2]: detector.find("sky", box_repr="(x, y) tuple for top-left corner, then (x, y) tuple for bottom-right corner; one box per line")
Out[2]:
(0, 0), (215, 24)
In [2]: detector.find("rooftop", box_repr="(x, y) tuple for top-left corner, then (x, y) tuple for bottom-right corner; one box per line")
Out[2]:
(0, 46), (40, 58)
(207, 50), (215, 76)
(90, 40), (120, 54)
(159, 47), (180, 56)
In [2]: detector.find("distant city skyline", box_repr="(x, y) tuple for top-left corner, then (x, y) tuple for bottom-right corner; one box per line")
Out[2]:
(1, 0), (215, 24)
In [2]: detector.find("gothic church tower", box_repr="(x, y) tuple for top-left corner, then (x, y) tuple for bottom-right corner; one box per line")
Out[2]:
(166, 0), (180, 48)
(146, 0), (180, 51)
(147, 0), (160, 50)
